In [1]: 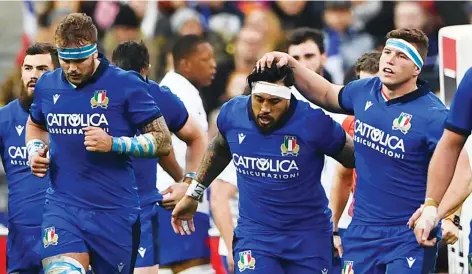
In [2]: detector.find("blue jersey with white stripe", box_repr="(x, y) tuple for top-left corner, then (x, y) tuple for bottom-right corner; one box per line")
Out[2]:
(29, 58), (162, 210)
(0, 99), (48, 225)
(133, 81), (188, 206)
(339, 77), (448, 225)
(217, 95), (346, 234)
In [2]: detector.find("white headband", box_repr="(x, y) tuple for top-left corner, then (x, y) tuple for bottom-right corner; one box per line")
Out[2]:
(252, 81), (291, 100)
(385, 38), (424, 68)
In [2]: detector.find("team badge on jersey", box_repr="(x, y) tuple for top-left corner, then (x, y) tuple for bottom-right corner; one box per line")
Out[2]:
(342, 261), (354, 274)
(91, 90), (109, 109)
(392, 112), (412, 134)
(281, 136), (300, 156)
(238, 250), (256, 272)
(43, 227), (59, 248)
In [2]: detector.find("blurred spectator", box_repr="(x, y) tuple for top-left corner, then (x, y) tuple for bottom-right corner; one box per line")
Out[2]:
(323, 1), (374, 84)
(270, 1), (324, 31)
(201, 27), (265, 115)
(243, 7), (283, 52)
(194, 1), (244, 42)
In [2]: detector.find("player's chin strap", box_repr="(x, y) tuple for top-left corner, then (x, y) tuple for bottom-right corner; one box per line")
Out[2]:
(57, 43), (98, 60)
(185, 179), (206, 201)
(385, 38), (424, 69)
(252, 81), (292, 99)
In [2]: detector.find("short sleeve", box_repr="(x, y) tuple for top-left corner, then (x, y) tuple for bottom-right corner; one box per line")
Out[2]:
(125, 75), (162, 128)
(338, 77), (377, 115)
(427, 111), (448, 152)
(308, 109), (346, 158)
(445, 67), (472, 136)
(216, 100), (231, 138)
(154, 85), (189, 133)
(29, 77), (46, 126)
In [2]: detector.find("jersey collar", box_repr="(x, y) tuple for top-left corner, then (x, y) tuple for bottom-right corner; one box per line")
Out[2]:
(380, 79), (431, 106)
(61, 53), (109, 90)
(247, 94), (298, 135)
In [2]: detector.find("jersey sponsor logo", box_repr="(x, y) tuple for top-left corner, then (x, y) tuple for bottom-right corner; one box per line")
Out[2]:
(43, 227), (59, 248)
(138, 247), (146, 258)
(53, 94), (60, 104)
(15, 125), (24, 136)
(8, 146), (29, 166)
(406, 257), (416, 268)
(46, 113), (109, 135)
(232, 153), (299, 180)
(392, 112), (412, 134)
(238, 250), (256, 272)
(342, 261), (354, 274)
(354, 120), (405, 159)
(281, 135), (300, 156)
(90, 90), (109, 109)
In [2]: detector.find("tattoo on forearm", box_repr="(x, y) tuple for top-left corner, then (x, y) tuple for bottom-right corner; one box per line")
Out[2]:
(195, 131), (232, 187)
(111, 116), (172, 157)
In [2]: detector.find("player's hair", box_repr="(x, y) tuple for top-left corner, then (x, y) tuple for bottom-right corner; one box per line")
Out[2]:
(247, 65), (295, 89)
(112, 40), (150, 73)
(172, 34), (208, 69)
(25, 42), (60, 69)
(386, 28), (429, 63)
(54, 13), (98, 48)
(285, 27), (325, 54)
(355, 51), (381, 75)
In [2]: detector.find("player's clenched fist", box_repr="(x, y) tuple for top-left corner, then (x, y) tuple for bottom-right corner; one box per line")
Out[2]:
(83, 126), (112, 152)
(30, 145), (50, 178)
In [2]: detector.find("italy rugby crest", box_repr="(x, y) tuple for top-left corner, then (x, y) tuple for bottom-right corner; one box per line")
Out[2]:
(238, 250), (256, 272)
(281, 136), (300, 156)
(91, 90), (109, 109)
(392, 112), (412, 134)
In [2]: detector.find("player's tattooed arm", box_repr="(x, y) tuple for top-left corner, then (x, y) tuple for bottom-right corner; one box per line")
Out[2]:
(195, 130), (232, 187)
(111, 116), (172, 157)
(333, 132), (355, 168)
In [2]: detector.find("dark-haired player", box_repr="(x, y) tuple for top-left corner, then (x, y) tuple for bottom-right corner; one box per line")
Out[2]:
(3, 42), (58, 274)
(172, 64), (354, 273)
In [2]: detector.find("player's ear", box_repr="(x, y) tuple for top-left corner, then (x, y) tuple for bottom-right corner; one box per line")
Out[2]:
(413, 66), (421, 77)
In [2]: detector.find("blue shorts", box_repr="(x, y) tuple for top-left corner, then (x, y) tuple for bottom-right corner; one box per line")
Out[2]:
(135, 203), (159, 268)
(40, 200), (140, 274)
(7, 223), (43, 273)
(157, 206), (210, 265)
(342, 224), (438, 274)
(233, 231), (332, 274)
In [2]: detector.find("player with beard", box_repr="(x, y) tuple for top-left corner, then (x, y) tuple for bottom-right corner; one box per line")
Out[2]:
(2, 42), (58, 274)
(172, 64), (354, 273)
(26, 13), (172, 273)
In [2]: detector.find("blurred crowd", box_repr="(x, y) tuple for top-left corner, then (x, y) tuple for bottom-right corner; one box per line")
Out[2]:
(0, 0), (471, 225)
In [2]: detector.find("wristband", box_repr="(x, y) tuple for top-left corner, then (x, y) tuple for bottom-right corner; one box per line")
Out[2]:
(333, 231), (340, 236)
(26, 139), (46, 161)
(184, 172), (197, 180)
(424, 198), (439, 208)
(185, 179), (206, 200)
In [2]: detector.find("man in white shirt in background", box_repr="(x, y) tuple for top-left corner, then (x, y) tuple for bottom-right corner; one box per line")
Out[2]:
(157, 34), (217, 274)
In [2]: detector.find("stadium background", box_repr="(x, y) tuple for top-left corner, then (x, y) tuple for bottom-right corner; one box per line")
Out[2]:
(0, 1), (472, 273)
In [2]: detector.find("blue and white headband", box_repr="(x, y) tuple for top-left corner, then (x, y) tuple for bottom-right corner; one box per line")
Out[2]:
(385, 38), (424, 69)
(252, 81), (292, 99)
(57, 43), (97, 60)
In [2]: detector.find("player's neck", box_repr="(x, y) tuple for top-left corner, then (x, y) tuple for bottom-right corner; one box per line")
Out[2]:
(382, 79), (418, 101)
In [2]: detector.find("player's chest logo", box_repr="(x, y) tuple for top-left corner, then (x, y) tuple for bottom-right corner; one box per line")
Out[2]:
(281, 135), (300, 156)
(15, 125), (24, 136)
(392, 112), (412, 134)
(90, 90), (109, 109)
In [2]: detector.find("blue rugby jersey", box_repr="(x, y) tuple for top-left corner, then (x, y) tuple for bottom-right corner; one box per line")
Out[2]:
(217, 95), (346, 234)
(0, 99), (48, 225)
(29, 57), (162, 210)
(338, 77), (448, 225)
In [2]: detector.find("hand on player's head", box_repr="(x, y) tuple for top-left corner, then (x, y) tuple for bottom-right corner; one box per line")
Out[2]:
(256, 51), (290, 71)
(30, 145), (50, 178)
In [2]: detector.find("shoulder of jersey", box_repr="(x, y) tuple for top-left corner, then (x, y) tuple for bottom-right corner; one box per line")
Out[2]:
(351, 76), (381, 89)
(36, 69), (61, 88)
(0, 99), (18, 123)
(109, 66), (146, 86)
(221, 95), (249, 111)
